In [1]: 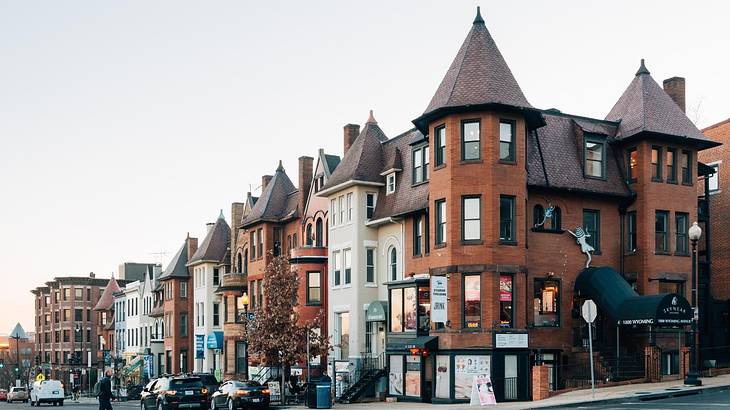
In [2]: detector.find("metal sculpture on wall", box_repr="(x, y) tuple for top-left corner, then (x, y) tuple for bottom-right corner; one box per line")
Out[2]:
(567, 226), (594, 268)
(533, 203), (556, 228)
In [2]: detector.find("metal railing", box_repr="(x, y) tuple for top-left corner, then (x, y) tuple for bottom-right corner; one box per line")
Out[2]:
(504, 377), (518, 400)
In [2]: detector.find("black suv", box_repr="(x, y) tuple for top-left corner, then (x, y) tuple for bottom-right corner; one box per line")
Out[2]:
(141, 376), (209, 410)
(193, 374), (220, 405)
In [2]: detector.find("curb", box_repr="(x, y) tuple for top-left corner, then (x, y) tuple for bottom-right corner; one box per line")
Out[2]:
(533, 383), (730, 409)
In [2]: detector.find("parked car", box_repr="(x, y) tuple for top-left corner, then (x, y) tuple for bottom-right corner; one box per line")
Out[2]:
(30, 380), (63, 406)
(0, 389), (7, 401)
(209, 380), (269, 410)
(140, 376), (209, 410)
(7, 386), (29, 403)
(193, 374), (220, 404)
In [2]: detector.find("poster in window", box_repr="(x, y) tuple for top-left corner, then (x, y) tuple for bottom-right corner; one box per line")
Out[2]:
(404, 287), (417, 331)
(499, 276), (512, 302)
(435, 355), (450, 399)
(454, 355), (491, 399)
(389, 355), (403, 395)
(405, 355), (421, 397)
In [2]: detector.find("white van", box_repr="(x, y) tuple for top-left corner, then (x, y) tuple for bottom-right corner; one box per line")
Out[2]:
(30, 380), (64, 406)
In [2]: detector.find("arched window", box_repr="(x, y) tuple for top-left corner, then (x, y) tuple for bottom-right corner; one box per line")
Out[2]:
(551, 207), (562, 230)
(236, 253), (242, 273)
(306, 224), (313, 246)
(389, 247), (398, 281)
(315, 218), (323, 247)
(243, 249), (249, 274)
(533, 204), (545, 228)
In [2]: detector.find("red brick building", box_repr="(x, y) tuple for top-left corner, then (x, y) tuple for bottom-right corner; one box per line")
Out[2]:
(92, 276), (122, 371)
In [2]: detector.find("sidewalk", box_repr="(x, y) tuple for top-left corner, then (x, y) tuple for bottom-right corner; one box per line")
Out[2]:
(321, 373), (730, 409)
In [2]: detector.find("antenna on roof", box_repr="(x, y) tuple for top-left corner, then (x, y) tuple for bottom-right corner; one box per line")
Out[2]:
(149, 250), (168, 266)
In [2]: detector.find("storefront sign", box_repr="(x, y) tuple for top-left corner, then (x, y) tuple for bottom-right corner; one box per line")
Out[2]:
(499, 276), (512, 302)
(494, 332), (528, 348)
(143, 355), (153, 378)
(195, 335), (205, 359)
(366, 301), (387, 322)
(470, 375), (497, 406)
(207, 332), (223, 349)
(268, 381), (281, 404)
(431, 276), (448, 323)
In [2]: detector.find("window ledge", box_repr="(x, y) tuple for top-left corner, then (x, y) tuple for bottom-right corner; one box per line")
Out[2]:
(682, 182), (694, 187)
(433, 164), (446, 171)
(434, 243), (447, 249)
(412, 254), (423, 258)
(411, 181), (428, 188)
(624, 250), (638, 256)
(531, 228), (564, 234)
(498, 159), (517, 165)
(461, 240), (484, 246)
(499, 240), (518, 246)
(460, 159), (483, 165)
(305, 302), (322, 307)
(654, 251), (672, 256)
(652, 178), (664, 183)
(674, 253), (690, 257)
(364, 283), (378, 288)
(667, 180), (678, 185)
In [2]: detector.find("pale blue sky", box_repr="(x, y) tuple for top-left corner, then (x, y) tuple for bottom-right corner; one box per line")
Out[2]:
(1, 1), (728, 333)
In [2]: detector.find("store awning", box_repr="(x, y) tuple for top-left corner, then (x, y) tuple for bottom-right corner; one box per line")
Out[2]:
(386, 336), (438, 351)
(206, 331), (224, 349)
(366, 301), (388, 322)
(575, 266), (693, 326)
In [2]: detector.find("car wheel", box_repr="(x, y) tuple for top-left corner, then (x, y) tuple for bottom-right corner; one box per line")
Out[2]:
(53, 402), (57, 406)
(58, 401), (63, 407)
(157, 401), (164, 410)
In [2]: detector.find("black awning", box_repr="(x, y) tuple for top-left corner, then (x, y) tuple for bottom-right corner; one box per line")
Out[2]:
(386, 336), (438, 351)
(575, 266), (693, 326)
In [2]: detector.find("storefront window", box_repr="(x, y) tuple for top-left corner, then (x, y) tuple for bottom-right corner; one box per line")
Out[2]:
(405, 355), (421, 397)
(404, 288), (417, 332)
(534, 279), (560, 327)
(390, 287), (418, 333)
(435, 355), (450, 399)
(389, 355), (404, 395)
(390, 289), (403, 332)
(418, 287), (431, 333)
(499, 275), (513, 327)
(337, 312), (350, 359)
(454, 355), (491, 399)
(463, 275), (481, 328)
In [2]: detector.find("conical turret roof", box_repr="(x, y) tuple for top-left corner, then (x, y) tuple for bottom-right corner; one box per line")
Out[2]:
(188, 214), (231, 265)
(9, 323), (27, 340)
(93, 276), (122, 311)
(240, 162), (298, 227)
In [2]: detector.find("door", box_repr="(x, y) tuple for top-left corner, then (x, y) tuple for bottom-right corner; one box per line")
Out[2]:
(212, 382), (229, 408)
(142, 381), (157, 409)
(504, 355), (518, 400)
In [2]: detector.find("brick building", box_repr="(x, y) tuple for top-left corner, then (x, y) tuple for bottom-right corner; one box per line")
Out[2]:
(92, 276), (122, 371)
(317, 8), (719, 403)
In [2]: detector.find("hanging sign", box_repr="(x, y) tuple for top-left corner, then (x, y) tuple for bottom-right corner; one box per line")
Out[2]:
(431, 276), (448, 323)
(195, 335), (205, 359)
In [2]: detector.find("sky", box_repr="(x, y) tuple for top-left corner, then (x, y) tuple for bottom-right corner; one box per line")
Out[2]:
(1, 0), (729, 334)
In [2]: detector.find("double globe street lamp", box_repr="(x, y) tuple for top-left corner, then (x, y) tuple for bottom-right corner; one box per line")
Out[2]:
(684, 221), (702, 386)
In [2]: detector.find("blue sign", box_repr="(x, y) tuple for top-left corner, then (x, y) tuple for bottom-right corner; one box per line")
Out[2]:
(143, 355), (154, 378)
(247, 312), (255, 321)
(206, 332), (224, 349)
(103, 350), (111, 366)
(195, 335), (205, 359)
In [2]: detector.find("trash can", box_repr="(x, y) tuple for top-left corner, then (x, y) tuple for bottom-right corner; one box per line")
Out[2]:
(306, 383), (317, 408)
(316, 382), (332, 409)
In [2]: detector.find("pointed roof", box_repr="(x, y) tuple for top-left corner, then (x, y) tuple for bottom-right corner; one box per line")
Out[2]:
(9, 323), (27, 340)
(413, 7), (537, 133)
(93, 276), (122, 311)
(240, 162), (298, 227)
(159, 240), (190, 280)
(188, 214), (231, 265)
(605, 59), (718, 148)
(320, 111), (388, 194)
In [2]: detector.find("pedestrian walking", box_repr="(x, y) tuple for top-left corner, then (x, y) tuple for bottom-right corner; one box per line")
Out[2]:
(98, 368), (113, 410)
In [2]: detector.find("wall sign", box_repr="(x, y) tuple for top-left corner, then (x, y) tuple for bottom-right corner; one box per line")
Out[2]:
(494, 332), (528, 349)
(431, 276), (448, 323)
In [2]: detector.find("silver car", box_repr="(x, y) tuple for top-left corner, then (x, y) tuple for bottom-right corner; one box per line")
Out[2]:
(8, 386), (29, 403)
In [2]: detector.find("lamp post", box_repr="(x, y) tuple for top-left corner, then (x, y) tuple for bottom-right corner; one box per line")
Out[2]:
(238, 293), (250, 379)
(684, 221), (702, 386)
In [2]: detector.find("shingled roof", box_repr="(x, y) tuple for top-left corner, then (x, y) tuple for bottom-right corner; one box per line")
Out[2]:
(413, 7), (538, 133)
(159, 241), (190, 280)
(320, 111), (388, 194)
(240, 161), (298, 228)
(93, 276), (122, 311)
(605, 59), (718, 149)
(188, 212), (231, 265)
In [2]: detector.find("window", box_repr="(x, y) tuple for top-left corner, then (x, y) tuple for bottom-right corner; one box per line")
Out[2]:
(331, 199), (337, 225)
(213, 303), (220, 326)
(499, 196), (516, 242)
(307, 271), (321, 304)
(666, 148), (677, 183)
(533, 205), (544, 228)
(651, 146), (662, 181)
(413, 215), (423, 255)
(63, 288), (70, 301)
(389, 287), (417, 333)
(180, 281), (188, 298)
(87, 308), (91, 321)
(709, 164), (719, 192)
(87, 288), (91, 301)
(499, 120), (515, 162)
(63, 330), (70, 343)
(463, 274), (481, 329)
(681, 150), (692, 184)
(389, 247), (398, 281)
(180, 313), (188, 337)
(74, 288), (83, 301)
(585, 137), (605, 178)
(627, 211), (637, 252)
(551, 207), (562, 230)
(235, 342), (247, 374)
(499, 275), (513, 328)
(336, 312), (350, 359)
(257, 228), (263, 258)
(347, 193), (353, 221)
(243, 249), (248, 274)
(306, 224), (313, 246)
(250, 231), (256, 260)
(273, 227), (282, 256)
(390, 288), (403, 332)
(412, 145), (429, 184)
(386, 174), (396, 194)
(659, 280), (685, 296)
(534, 279), (560, 327)
(462, 120), (480, 160)
(435, 125), (446, 166)
(655, 210), (669, 253)
(63, 309), (70, 322)
(676, 212), (689, 255)
(315, 218), (323, 247)
(462, 196), (481, 241)
(435, 200), (446, 245)
(365, 248), (375, 283)
(333, 251), (341, 286)
(366, 193), (376, 219)
(257, 279), (263, 307)
(344, 248), (352, 285)
(583, 210), (601, 252)
(213, 268), (220, 286)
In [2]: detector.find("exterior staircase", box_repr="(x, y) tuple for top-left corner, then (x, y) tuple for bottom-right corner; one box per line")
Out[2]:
(336, 352), (386, 404)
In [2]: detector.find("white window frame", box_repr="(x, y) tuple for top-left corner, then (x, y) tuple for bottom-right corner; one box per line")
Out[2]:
(709, 161), (721, 193)
(344, 248), (352, 285)
(347, 193), (353, 221)
(365, 247), (376, 285)
(331, 199), (337, 225)
(387, 173), (396, 194)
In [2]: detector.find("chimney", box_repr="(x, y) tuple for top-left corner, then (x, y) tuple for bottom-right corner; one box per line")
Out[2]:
(663, 77), (686, 113)
(206, 222), (215, 234)
(261, 175), (273, 192)
(89, 272), (95, 278)
(186, 235), (198, 262)
(343, 124), (360, 155)
(298, 156), (314, 213)
(231, 202), (245, 252)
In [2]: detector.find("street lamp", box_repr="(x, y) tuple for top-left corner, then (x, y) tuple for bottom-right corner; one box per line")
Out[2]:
(238, 293), (250, 379)
(684, 221), (702, 386)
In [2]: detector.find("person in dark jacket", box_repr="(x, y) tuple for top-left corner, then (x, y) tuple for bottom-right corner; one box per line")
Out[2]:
(98, 369), (113, 410)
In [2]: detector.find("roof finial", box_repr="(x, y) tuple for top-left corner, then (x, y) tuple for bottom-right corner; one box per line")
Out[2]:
(367, 109), (377, 125)
(473, 6), (484, 25)
(635, 58), (650, 76)
(276, 160), (284, 172)
(218, 209), (225, 220)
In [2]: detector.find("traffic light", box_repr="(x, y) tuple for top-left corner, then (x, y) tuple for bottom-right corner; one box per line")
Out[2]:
(14, 367), (19, 373)
(35, 355), (40, 366)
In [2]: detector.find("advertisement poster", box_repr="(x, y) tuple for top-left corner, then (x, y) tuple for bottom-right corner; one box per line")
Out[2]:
(268, 381), (281, 404)
(454, 355), (490, 399)
(405, 356), (421, 397)
(499, 276), (513, 302)
(435, 355), (450, 399)
(470, 375), (497, 406)
(389, 355), (403, 395)
(431, 276), (448, 323)
(195, 335), (205, 359)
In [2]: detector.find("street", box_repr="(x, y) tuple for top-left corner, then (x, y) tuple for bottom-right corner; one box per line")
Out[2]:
(0, 400), (140, 410)
(566, 387), (730, 409)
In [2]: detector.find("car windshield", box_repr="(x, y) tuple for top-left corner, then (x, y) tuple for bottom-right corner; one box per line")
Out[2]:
(233, 381), (261, 388)
(13, 388), (26, 392)
(197, 375), (218, 385)
(170, 379), (203, 389)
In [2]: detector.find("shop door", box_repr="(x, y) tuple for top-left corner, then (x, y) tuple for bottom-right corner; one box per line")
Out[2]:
(493, 352), (530, 402)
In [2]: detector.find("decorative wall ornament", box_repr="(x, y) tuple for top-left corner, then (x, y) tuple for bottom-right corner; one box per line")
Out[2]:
(567, 226), (595, 268)
(533, 203), (556, 228)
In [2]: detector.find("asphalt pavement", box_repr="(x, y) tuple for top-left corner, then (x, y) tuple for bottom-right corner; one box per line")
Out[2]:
(0, 400), (141, 409)
(559, 387), (730, 409)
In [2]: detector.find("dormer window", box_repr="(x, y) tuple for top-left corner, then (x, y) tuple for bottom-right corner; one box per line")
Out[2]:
(412, 145), (429, 184)
(584, 136), (605, 178)
(387, 173), (396, 194)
